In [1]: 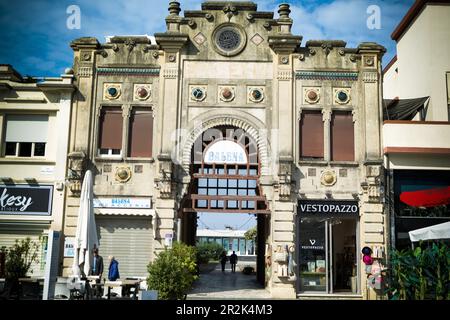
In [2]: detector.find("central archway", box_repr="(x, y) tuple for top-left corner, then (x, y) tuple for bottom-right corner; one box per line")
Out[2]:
(180, 124), (270, 287)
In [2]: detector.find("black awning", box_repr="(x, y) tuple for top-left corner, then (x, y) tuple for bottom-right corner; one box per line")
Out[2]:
(383, 97), (429, 120)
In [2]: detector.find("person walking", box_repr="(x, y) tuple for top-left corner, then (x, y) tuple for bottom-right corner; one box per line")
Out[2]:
(219, 251), (227, 272)
(229, 251), (238, 273)
(108, 256), (120, 281)
(89, 248), (104, 298)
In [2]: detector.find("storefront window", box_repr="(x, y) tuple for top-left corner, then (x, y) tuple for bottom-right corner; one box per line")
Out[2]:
(299, 218), (327, 292)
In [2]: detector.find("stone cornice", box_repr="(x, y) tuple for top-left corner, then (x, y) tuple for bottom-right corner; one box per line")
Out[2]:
(268, 35), (302, 54)
(154, 33), (189, 52)
(201, 1), (257, 11)
(70, 37), (100, 50)
(357, 42), (386, 55)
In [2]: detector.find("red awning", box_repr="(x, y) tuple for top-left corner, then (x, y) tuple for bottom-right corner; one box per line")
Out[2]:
(400, 186), (450, 207)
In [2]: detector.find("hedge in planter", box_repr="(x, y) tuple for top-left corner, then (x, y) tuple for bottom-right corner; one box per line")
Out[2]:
(196, 242), (223, 265)
(147, 242), (198, 300)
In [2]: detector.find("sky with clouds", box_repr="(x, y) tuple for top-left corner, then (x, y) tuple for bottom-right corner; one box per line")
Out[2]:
(0, 0), (414, 230)
(0, 0), (414, 77)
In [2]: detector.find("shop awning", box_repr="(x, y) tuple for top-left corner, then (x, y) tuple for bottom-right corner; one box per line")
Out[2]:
(400, 186), (450, 207)
(409, 221), (450, 242)
(383, 97), (429, 120)
(94, 208), (155, 217)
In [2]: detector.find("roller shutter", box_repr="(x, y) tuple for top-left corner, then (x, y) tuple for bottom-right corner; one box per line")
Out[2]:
(0, 231), (47, 277)
(96, 217), (153, 278)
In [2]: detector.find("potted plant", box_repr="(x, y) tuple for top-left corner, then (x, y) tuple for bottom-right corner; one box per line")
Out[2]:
(1, 238), (41, 300)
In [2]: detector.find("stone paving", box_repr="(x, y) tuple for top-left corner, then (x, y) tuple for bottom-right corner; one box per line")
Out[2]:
(187, 263), (271, 300)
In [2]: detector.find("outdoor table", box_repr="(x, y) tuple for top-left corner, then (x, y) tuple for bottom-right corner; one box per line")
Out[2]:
(104, 280), (122, 299)
(121, 279), (141, 300)
(87, 276), (103, 299)
(18, 277), (44, 299)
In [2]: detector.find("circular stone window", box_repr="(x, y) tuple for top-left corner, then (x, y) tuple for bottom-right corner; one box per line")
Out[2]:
(212, 23), (247, 57)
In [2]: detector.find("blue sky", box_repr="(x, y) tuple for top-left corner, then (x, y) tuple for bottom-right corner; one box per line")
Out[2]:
(0, 0), (414, 231)
(0, 0), (413, 77)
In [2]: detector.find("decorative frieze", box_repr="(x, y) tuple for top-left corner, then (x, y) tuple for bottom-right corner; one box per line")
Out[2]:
(277, 70), (293, 81)
(362, 72), (378, 83)
(296, 71), (358, 81)
(163, 68), (179, 79)
(78, 67), (93, 77)
(96, 67), (160, 76)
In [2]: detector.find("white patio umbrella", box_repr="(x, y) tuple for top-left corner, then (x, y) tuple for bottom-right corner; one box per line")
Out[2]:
(72, 170), (98, 277)
(409, 221), (450, 242)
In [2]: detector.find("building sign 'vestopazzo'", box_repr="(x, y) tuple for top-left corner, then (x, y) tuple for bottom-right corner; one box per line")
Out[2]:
(0, 185), (53, 215)
(298, 200), (359, 215)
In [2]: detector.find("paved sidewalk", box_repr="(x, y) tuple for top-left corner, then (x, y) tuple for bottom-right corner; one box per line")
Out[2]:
(187, 264), (271, 300)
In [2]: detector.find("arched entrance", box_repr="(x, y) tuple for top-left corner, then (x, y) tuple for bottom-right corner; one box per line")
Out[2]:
(180, 125), (270, 286)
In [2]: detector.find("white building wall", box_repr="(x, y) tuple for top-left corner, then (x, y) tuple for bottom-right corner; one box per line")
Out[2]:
(393, 5), (450, 121)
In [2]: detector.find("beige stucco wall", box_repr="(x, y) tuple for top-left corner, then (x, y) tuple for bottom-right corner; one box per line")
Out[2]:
(387, 4), (450, 121)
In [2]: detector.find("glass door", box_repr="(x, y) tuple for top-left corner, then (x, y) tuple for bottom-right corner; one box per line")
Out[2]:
(298, 218), (327, 292)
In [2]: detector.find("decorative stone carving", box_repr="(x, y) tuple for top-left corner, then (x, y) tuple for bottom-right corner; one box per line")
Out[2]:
(298, 53), (305, 61)
(277, 70), (292, 81)
(321, 42), (333, 56)
(78, 67), (93, 78)
(338, 49), (345, 56)
(157, 160), (173, 198)
(115, 166), (132, 183)
(103, 83), (122, 100)
(304, 88), (321, 104)
(333, 88), (351, 105)
(124, 38), (136, 52)
(163, 68), (179, 79)
(247, 87), (265, 103)
(363, 72), (378, 83)
(112, 44), (119, 52)
(190, 85), (207, 102)
(218, 86), (235, 102)
(250, 33), (264, 46)
(67, 151), (87, 195)
(134, 84), (152, 101)
(81, 51), (91, 61)
(279, 162), (293, 200)
(280, 56), (289, 64)
(321, 170), (337, 186)
(194, 32), (207, 45)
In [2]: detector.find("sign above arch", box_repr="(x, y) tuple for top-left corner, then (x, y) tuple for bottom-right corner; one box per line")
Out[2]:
(204, 140), (248, 164)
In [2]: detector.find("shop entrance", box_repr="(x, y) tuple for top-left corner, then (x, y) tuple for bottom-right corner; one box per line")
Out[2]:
(180, 126), (270, 288)
(297, 200), (359, 295)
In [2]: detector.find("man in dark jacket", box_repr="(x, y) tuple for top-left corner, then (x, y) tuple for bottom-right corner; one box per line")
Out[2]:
(229, 251), (238, 273)
(89, 248), (104, 298)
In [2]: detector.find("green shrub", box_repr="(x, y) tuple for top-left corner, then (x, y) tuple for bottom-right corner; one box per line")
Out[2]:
(147, 242), (198, 300)
(387, 242), (449, 300)
(196, 242), (223, 264)
(5, 237), (41, 280)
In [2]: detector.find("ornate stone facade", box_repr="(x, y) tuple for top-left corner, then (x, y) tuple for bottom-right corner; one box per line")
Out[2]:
(62, 1), (386, 299)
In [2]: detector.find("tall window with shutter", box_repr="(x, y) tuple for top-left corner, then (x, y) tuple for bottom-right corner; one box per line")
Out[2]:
(300, 110), (324, 159)
(331, 111), (354, 161)
(128, 109), (153, 158)
(4, 114), (48, 157)
(98, 108), (123, 156)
